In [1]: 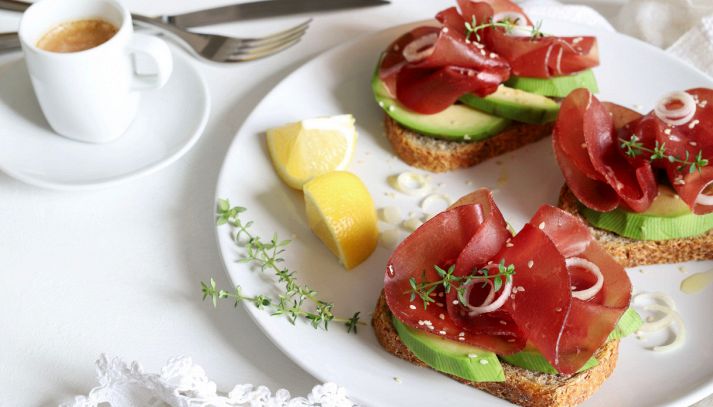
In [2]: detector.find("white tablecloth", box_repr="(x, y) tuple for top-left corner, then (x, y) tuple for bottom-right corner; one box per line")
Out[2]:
(0, 1), (706, 406)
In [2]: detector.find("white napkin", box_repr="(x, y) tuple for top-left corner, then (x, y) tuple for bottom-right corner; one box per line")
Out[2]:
(62, 355), (357, 407)
(616, 0), (713, 78)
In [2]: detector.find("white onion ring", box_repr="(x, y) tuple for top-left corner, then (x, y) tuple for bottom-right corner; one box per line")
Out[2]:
(565, 257), (603, 301)
(695, 181), (713, 206)
(654, 91), (696, 126)
(402, 33), (438, 63)
(643, 304), (686, 352)
(633, 291), (677, 310)
(462, 266), (513, 316)
(637, 305), (674, 333)
(394, 172), (430, 196)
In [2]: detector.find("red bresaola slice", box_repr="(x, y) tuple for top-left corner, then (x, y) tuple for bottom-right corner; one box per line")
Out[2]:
(378, 10), (510, 114)
(445, 190), (524, 351)
(553, 89), (657, 213)
(582, 92), (657, 212)
(530, 205), (631, 373)
(626, 88), (713, 214)
(499, 223), (572, 369)
(383, 202), (523, 353)
(457, 0), (598, 78)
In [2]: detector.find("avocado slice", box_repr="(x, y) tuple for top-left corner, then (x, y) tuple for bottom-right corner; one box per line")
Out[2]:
(392, 316), (505, 382)
(372, 73), (510, 142)
(460, 86), (560, 124)
(580, 185), (713, 240)
(608, 308), (643, 341)
(505, 69), (599, 98)
(501, 349), (598, 374)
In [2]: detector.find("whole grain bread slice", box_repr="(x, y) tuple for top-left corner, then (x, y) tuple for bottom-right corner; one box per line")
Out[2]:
(558, 185), (713, 267)
(384, 115), (554, 173)
(372, 291), (619, 407)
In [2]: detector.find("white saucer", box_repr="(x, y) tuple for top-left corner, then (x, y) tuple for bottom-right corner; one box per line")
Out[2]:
(0, 45), (210, 191)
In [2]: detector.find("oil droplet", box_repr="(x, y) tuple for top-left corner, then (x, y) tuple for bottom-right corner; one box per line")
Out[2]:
(680, 270), (713, 295)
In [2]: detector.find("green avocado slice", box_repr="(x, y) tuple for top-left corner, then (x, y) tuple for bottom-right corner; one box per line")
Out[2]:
(392, 316), (505, 382)
(460, 86), (560, 124)
(580, 185), (713, 240)
(501, 349), (598, 374)
(608, 308), (643, 341)
(505, 69), (599, 98)
(372, 73), (510, 141)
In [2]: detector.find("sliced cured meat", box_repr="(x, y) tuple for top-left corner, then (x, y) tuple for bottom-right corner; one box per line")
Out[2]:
(553, 89), (657, 213)
(446, 190), (524, 351)
(457, 0), (598, 78)
(529, 205), (630, 373)
(625, 88), (713, 214)
(495, 223), (572, 368)
(378, 9), (510, 114)
(582, 93), (657, 212)
(383, 201), (523, 353)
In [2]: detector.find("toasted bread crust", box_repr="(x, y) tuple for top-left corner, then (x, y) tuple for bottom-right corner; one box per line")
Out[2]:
(372, 292), (619, 407)
(384, 115), (553, 173)
(558, 185), (713, 267)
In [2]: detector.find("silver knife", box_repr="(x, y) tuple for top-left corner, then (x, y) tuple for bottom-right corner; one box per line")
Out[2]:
(166, 0), (390, 28)
(0, 0), (390, 28)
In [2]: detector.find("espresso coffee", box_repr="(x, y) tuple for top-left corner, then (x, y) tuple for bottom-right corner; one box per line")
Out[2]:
(37, 19), (117, 53)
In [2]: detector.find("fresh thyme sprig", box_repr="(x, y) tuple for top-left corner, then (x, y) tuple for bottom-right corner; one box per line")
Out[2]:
(202, 199), (363, 334)
(464, 16), (544, 43)
(407, 260), (516, 310)
(620, 135), (709, 174)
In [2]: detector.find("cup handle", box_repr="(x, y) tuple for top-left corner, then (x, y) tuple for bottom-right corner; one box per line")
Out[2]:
(128, 33), (173, 91)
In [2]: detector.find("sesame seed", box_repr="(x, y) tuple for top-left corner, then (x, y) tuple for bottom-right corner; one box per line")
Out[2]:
(463, 135), (471, 140)
(664, 128), (672, 135)
(452, 300), (459, 305)
(489, 52), (497, 58)
(499, 320), (507, 325)
(468, 354), (478, 358)
(418, 320), (424, 326)
(480, 49), (486, 56)
(581, 142), (587, 148)
(573, 37), (583, 44)
(571, 286), (577, 290)
(409, 304), (416, 310)
(689, 119), (700, 129)
(538, 222), (545, 230)
(480, 359), (489, 365)
(458, 332), (465, 337)
(387, 264), (394, 276)
(436, 302), (444, 307)
(438, 292), (444, 297)
(388, 105), (395, 112)
(518, 286), (525, 292)
(439, 330), (447, 335)
(690, 141), (698, 146)
(458, 337), (465, 341)
(487, 260), (493, 265)
(378, 101), (385, 108)
(439, 313), (445, 320)
(510, 294), (516, 300)
(443, 27), (449, 33)
(423, 320), (432, 326)
(506, 242), (514, 248)
(527, 260), (534, 269)
(555, 307), (562, 312)
(428, 325), (435, 330)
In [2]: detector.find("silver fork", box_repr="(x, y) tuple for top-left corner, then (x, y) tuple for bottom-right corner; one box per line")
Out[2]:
(0, 0), (310, 63)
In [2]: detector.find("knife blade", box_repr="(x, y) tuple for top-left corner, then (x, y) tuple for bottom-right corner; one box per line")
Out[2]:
(166, 0), (390, 28)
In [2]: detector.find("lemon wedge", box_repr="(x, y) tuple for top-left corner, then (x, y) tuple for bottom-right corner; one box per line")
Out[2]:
(303, 171), (378, 270)
(267, 114), (357, 189)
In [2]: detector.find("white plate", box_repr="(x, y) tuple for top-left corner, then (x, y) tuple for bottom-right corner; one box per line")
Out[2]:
(0, 45), (209, 191)
(215, 20), (713, 407)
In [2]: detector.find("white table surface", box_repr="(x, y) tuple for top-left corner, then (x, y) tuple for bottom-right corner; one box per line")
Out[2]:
(1, 1), (705, 406)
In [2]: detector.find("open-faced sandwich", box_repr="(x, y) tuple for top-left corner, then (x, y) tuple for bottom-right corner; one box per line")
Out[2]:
(372, 189), (642, 407)
(372, 0), (599, 172)
(553, 88), (713, 267)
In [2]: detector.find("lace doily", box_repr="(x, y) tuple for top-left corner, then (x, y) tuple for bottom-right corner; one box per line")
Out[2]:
(61, 355), (357, 407)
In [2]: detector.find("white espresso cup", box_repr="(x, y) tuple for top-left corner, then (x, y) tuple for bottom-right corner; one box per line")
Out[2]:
(19, 0), (173, 143)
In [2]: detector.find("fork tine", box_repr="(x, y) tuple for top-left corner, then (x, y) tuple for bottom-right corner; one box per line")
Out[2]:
(229, 27), (308, 53)
(226, 37), (303, 62)
(238, 19), (311, 45)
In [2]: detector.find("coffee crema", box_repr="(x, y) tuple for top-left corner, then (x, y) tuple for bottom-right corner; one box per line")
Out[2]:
(37, 19), (117, 53)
